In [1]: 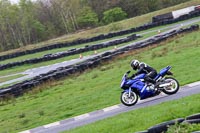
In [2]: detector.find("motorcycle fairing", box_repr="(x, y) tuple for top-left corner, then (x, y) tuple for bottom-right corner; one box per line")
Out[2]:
(129, 74), (155, 99)
(155, 66), (171, 80)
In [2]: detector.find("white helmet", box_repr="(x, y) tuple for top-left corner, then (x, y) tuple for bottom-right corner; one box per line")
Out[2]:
(131, 60), (140, 70)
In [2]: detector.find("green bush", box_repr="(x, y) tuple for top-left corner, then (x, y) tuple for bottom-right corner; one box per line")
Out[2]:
(103, 7), (127, 24)
(77, 6), (99, 28)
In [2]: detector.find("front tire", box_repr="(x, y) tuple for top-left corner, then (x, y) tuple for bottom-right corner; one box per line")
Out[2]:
(162, 77), (179, 95)
(120, 90), (138, 106)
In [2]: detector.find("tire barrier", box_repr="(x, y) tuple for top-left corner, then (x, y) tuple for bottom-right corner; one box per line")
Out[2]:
(1, 9), (200, 62)
(186, 113), (200, 120)
(0, 32), (139, 61)
(148, 118), (185, 133)
(0, 24), (199, 99)
(136, 113), (200, 133)
(0, 34), (141, 71)
(183, 119), (200, 124)
(152, 5), (200, 23)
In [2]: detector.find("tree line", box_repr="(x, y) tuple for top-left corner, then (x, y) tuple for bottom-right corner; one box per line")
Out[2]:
(0, 0), (188, 51)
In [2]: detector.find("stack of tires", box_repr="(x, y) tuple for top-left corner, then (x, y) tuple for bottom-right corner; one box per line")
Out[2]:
(137, 113), (200, 133)
(152, 5), (200, 23)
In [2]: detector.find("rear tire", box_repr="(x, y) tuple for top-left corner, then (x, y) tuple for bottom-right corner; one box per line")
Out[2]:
(120, 90), (138, 106)
(162, 77), (179, 95)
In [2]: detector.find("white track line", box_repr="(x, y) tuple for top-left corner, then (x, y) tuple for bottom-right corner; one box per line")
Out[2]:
(44, 122), (60, 128)
(103, 105), (120, 112)
(18, 130), (31, 133)
(187, 81), (200, 87)
(74, 113), (90, 120)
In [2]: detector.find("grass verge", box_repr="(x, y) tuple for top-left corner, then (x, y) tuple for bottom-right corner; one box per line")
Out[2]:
(0, 74), (25, 83)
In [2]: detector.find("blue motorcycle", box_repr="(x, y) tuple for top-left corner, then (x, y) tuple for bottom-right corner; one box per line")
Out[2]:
(120, 66), (179, 106)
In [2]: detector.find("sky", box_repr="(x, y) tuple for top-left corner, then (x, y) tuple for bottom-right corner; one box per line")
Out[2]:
(10, 0), (36, 4)
(10, 0), (20, 4)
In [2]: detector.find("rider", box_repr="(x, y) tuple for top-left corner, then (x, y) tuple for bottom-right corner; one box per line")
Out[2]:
(130, 59), (158, 87)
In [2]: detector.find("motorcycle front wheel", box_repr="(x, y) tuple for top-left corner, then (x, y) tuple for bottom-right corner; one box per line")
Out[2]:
(162, 77), (179, 95)
(120, 91), (138, 106)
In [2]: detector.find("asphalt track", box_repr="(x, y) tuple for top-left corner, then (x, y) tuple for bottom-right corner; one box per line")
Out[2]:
(1, 17), (200, 87)
(19, 81), (200, 133)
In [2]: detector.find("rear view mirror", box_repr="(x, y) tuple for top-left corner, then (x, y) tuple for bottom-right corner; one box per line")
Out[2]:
(127, 71), (131, 74)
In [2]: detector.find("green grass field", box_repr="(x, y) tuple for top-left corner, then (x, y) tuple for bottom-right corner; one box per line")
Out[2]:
(0, 1), (200, 133)
(0, 27), (199, 133)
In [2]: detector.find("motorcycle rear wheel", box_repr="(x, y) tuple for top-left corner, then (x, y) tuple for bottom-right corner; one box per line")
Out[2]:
(120, 91), (138, 106)
(162, 77), (179, 95)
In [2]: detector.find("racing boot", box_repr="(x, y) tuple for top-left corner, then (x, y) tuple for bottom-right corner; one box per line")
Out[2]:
(154, 82), (160, 89)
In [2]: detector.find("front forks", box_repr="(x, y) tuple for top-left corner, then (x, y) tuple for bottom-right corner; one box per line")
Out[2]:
(128, 87), (132, 97)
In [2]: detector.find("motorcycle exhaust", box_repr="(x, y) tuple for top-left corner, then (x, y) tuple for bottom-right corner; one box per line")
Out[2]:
(159, 82), (172, 87)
